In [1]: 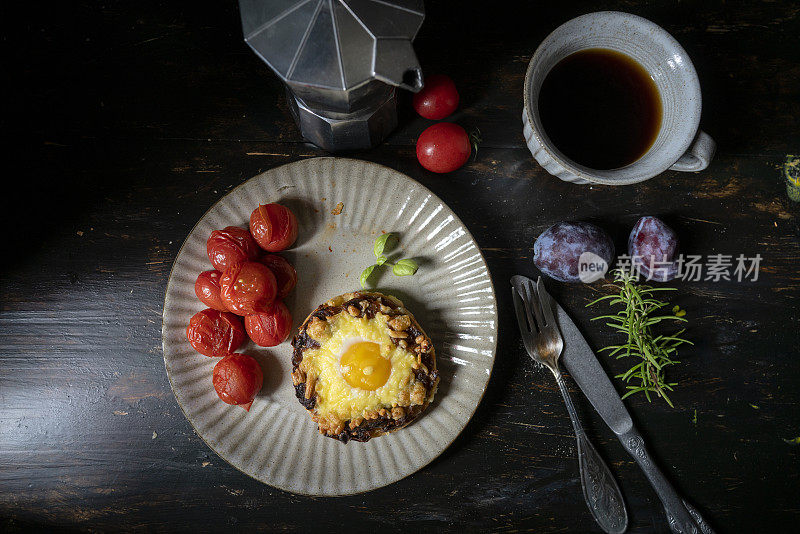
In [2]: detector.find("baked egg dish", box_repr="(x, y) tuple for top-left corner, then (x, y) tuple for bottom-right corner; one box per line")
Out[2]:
(291, 291), (439, 442)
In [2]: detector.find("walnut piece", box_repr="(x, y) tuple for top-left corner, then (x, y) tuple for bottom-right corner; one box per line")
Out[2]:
(388, 315), (411, 332)
(291, 369), (305, 386)
(410, 382), (426, 405)
(307, 317), (328, 339)
(332, 418), (344, 435)
(418, 338), (432, 353)
(319, 414), (344, 435)
(349, 417), (364, 429)
(398, 390), (410, 405)
(304, 374), (317, 399)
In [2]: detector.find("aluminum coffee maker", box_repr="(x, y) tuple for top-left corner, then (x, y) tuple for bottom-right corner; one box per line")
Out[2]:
(239, 0), (425, 152)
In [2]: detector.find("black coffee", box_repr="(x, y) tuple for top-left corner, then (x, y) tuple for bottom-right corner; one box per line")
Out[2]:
(538, 48), (662, 170)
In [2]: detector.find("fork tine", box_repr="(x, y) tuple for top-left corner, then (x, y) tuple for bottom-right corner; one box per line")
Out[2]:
(512, 276), (538, 333)
(535, 277), (558, 329)
(521, 282), (538, 332)
(511, 286), (530, 333)
(511, 287), (535, 355)
(526, 278), (546, 330)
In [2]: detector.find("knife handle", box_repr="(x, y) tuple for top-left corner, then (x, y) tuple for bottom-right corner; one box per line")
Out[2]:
(555, 373), (628, 534)
(618, 428), (715, 534)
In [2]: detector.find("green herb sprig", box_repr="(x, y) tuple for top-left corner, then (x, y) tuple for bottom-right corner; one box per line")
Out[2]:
(587, 269), (692, 407)
(360, 233), (419, 288)
(469, 127), (482, 161)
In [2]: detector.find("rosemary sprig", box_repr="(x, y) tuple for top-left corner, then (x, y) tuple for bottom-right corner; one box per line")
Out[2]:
(469, 127), (482, 161)
(587, 269), (692, 407)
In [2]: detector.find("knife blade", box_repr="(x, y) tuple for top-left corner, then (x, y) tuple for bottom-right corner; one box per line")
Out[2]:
(555, 303), (633, 435)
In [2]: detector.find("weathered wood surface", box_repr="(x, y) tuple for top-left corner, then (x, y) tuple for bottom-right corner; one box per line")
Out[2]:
(1, 0), (798, 532)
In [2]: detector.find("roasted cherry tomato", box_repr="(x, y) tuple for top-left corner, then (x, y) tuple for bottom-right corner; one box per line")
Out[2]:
(413, 74), (459, 120)
(257, 254), (297, 300)
(249, 203), (298, 252)
(220, 261), (277, 315)
(194, 270), (226, 311)
(206, 226), (259, 272)
(213, 353), (264, 411)
(244, 301), (293, 347)
(416, 122), (471, 173)
(186, 308), (246, 358)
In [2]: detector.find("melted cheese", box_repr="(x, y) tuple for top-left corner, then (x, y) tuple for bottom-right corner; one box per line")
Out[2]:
(301, 312), (417, 421)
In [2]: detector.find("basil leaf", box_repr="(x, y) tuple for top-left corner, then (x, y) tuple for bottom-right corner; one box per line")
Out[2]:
(392, 258), (418, 277)
(376, 255), (387, 266)
(373, 233), (397, 258)
(360, 265), (376, 288)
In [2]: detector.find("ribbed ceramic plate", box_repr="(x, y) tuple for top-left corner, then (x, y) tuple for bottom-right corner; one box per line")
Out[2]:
(162, 157), (497, 496)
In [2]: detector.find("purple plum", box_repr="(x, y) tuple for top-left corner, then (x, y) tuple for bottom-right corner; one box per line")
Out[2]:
(534, 222), (615, 283)
(628, 216), (679, 282)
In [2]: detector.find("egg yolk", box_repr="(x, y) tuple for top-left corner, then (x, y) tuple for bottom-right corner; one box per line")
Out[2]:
(340, 342), (391, 391)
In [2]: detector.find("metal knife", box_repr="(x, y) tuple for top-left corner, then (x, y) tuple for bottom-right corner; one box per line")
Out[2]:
(555, 302), (715, 534)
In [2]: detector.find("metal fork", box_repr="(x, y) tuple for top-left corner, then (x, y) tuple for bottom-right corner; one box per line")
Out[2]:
(511, 275), (628, 534)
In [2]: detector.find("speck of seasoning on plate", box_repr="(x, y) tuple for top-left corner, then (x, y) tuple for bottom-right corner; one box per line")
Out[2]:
(332, 202), (344, 215)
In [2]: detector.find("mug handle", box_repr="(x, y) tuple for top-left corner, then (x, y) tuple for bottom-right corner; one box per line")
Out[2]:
(669, 130), (716, 172)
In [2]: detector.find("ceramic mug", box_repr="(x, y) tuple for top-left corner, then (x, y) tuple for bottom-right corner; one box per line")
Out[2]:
(522, 11), (716, 185)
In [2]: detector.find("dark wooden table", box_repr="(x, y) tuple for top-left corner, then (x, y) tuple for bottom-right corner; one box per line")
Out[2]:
(2, 1), (799, 532)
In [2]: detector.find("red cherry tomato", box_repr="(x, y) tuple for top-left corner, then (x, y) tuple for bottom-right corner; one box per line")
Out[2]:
(213, 353), (264, 411)
(249, 204), (298, 252)
(413, 74), (459, 120)
(186, 308), (246, 358)
(220, 261), (277, 315)
(416, 122), (471, 173)
(206, 226), (259, 272)
(257, 254), (297, 300)
(194, 270), (226, 311)
(245, 302), (293, 347)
